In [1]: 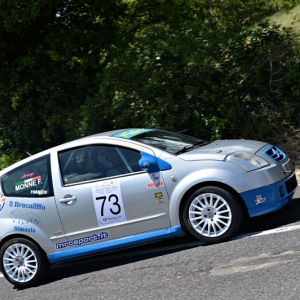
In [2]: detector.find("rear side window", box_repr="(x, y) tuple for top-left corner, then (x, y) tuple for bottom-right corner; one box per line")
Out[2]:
(1, 155), (53, 197)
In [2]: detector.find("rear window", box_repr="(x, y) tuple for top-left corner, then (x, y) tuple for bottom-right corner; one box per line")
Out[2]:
(1, 155), (53, 197)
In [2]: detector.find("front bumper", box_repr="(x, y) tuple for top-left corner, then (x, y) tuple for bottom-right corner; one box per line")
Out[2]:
(240, 173), (297, 217)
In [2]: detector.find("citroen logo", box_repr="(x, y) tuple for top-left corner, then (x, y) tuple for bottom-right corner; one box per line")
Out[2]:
(271, 148), (281, 159)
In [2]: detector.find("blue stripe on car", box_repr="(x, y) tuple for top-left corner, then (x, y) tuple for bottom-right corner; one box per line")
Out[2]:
(47, 226), (183, 263)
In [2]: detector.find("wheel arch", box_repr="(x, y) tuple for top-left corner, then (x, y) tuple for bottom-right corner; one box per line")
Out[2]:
(177, 181), (249, 234)
(0, 234), (49, 260)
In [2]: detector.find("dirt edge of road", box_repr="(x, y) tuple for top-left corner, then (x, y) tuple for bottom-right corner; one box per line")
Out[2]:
(296, 168), (300, 183)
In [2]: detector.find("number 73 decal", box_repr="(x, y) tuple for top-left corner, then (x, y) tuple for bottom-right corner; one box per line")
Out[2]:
(92, 180), (127, 225)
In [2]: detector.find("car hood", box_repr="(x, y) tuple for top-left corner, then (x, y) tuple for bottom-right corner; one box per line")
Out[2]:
(178, 139), (268, 161)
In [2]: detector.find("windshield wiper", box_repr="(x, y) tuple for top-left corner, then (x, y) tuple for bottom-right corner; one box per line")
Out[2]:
(175, 140), (209, 155)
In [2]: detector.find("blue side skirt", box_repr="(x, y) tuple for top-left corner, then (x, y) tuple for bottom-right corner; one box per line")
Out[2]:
(47, 226), (183, 264)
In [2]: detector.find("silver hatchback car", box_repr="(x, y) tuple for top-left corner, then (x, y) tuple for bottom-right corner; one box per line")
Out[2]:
(0, 128), (297, 287)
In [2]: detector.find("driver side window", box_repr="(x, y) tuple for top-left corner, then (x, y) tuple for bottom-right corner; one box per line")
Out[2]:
(59, 145), (143, 185)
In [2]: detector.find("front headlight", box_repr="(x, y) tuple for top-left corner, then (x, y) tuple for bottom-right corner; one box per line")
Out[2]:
(225, 151), (269, 171)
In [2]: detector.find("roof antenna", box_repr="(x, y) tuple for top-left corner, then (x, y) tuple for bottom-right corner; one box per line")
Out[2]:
(26, 152), (31, 156)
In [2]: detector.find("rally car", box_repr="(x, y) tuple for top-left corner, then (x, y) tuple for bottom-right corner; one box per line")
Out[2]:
(0, 128), (297, 287)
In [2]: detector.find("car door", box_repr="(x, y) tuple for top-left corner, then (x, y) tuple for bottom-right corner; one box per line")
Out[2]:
(51, 142), (171, 248)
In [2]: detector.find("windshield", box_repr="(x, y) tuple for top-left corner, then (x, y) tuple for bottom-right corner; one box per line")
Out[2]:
(114, 129), (207, 155)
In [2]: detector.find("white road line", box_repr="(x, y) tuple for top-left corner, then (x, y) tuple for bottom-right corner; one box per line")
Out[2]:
(123, 224), (300, 256)
(1, 224), (300, 278)
(233, 224), (300, 240)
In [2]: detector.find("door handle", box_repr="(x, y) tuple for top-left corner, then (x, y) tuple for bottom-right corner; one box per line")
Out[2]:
(59, 195), (77, 204)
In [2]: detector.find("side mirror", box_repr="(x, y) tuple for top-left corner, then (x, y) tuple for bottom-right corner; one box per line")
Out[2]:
(139, 151), (172, 173)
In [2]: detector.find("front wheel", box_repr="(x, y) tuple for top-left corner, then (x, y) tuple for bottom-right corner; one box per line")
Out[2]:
(182, 186), (243, 244)
(0, 238), (49, 288)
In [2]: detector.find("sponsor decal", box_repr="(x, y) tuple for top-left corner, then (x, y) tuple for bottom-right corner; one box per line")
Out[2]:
(147, 181), (164, 188)
(53, 231), (63, 236)
(14, 226), (36, 233)
(30, 190), (48, 195)
(155, 192), (164, 204)
(10, 209), (43, 226)
(55, 232), (109, 250)
(150, 173), (159, 181)
(0, 202), (5, 211)
(113, 129), (153, 139)
(149, 172), (161, 187)
(255, 195), (266, 205)
(15, 175), (42, 191)
(0, 193), (6, 211)
(21, 172), (35, 179)
(9, 201), (46, 210)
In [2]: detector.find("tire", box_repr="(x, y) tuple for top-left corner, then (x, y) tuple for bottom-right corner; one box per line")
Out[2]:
(0, 238), (49, 288)
(182, 186), (243, 244)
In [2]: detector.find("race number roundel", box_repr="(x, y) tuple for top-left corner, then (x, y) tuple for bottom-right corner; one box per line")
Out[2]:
(92, 180), (126, 225)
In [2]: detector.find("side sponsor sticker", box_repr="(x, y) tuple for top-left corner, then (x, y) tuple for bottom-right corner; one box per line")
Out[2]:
(10, 209), (43, 226)
(55, 232), (109, 250)
(14, 226), (36, 233)
(15, 175), (42, 192)
(155, 192), (164, 204)
(9, 201), (46, 210)
(0, 194), (6, 212)
(147, 182), (164, 188)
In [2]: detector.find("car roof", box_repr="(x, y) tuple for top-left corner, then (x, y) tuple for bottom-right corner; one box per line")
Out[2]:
(0, 129), (151, 173)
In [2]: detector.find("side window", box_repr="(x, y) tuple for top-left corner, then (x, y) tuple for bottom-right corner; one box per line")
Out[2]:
(104, 146), (142, 177)
(115, 147), (143, 172)
(59, 146), (103, 184)
(1, 155), (53, 197)
(59, 145), (143, 185)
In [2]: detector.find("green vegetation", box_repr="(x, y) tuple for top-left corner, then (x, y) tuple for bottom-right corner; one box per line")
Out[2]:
(0, 0), (300, 168)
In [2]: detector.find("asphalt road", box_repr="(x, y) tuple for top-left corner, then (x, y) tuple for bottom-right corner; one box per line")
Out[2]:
(1, 187), (300, 299)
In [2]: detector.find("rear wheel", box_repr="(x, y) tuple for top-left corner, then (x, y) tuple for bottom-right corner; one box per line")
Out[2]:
(0, 238), (49, 288)
(183, 186), (243, 244)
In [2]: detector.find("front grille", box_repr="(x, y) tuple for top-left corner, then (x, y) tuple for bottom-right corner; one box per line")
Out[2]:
(285, 174), (298, 194)
(263, 145), (286, 162)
